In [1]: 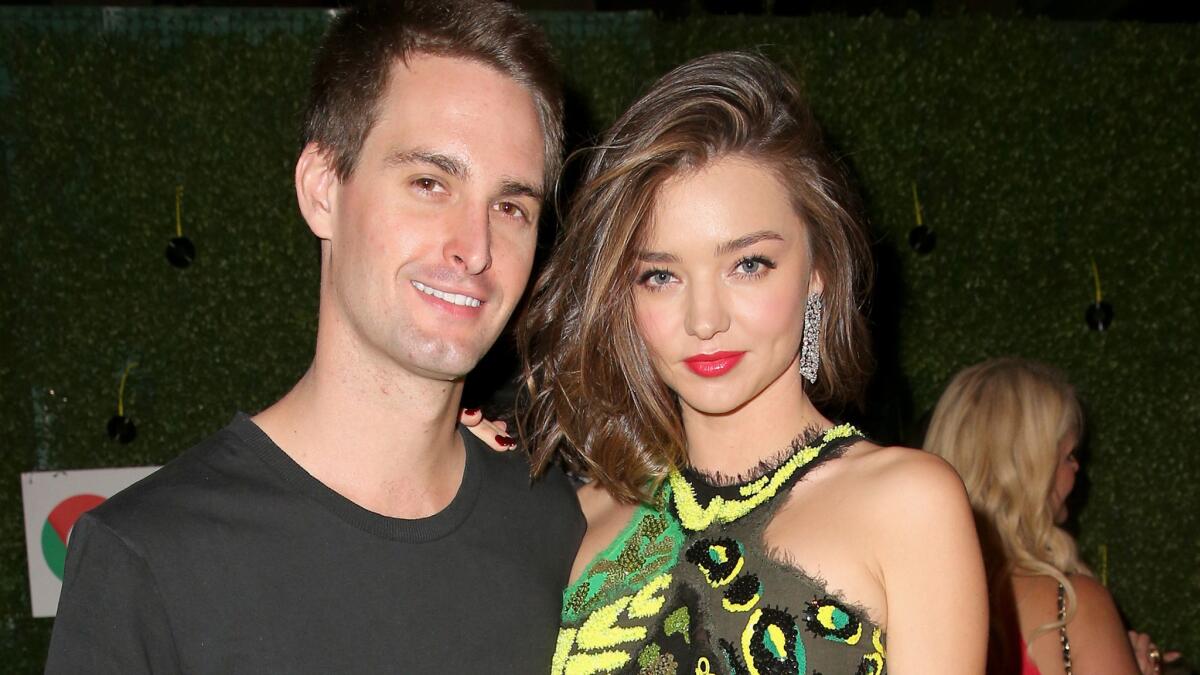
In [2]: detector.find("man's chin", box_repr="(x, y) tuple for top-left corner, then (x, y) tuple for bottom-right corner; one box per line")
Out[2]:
(404, 344), (493, 382)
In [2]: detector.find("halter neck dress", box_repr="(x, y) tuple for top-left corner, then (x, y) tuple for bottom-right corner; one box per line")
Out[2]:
(553, 424), (887, 675)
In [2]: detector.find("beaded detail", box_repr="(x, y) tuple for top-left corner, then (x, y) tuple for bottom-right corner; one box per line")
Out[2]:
(554, 425), (884, 674)
(1057, 582), (1072, 675)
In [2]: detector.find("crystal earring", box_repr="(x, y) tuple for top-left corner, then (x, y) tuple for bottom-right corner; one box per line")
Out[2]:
(799, 294), (823, 384)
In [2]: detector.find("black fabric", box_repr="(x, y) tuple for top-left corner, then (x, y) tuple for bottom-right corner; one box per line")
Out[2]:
(45, 414), (585, 674)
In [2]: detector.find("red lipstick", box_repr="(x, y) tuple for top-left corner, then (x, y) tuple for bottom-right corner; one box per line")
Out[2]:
(683, 351), (746, 377)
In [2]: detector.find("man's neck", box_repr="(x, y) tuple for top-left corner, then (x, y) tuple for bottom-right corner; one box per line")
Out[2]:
(253, 347), (468, 520)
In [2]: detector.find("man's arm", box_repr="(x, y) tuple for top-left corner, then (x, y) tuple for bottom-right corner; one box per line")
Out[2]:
(45, 513), (180, 674)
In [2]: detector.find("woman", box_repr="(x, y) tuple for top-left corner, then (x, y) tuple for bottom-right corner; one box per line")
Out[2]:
(517, 51), (987, 673)
(924, 357), (1171, 675)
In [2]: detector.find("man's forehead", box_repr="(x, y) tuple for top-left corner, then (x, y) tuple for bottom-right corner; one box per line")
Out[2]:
(371, 55), (546, 190)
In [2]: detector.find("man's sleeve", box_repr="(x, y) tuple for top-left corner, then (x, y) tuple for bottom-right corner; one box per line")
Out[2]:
(44, 513), (180, 674)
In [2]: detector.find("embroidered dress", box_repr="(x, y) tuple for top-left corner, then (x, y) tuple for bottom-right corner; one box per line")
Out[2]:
(553, 424), (886, 675)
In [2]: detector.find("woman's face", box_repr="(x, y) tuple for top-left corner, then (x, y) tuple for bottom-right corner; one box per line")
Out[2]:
(1050, 431), (1080, 524)
(632, 155), (821, 417)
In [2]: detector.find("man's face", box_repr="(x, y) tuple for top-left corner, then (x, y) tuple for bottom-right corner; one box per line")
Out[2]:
(309, 54), (545, 382)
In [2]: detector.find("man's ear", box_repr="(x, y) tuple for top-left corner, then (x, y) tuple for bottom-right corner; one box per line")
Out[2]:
(295, 142), (338, 240)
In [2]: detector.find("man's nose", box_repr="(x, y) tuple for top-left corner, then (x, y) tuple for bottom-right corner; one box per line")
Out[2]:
(443, 203), (492, 275)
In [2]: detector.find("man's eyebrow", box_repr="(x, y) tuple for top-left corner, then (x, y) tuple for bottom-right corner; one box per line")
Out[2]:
(714, 230), (784, 256)
(384, 149), (469, 179)
(498, 179), (544, 203)
(637, 251), (681, 264)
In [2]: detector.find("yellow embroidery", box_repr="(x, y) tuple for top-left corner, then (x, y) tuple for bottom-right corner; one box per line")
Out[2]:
(722, 589), (760, 612)
(857, 627), (886, 673)
(556, 574), (675, 674)
(551, 629), (576, 675)
(565, 651), (633, 675)
(738, 474), (769, 497)
(740, 610), (763, 675)
(628, 573), (672, 619)
(671, 424), (856, 531)
(577, 596), (646, 650)
(816, 604), (862, 644)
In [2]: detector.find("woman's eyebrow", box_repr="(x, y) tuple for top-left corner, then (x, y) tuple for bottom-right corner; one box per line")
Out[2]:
(714, 230), (784, 256)
(636, 251), (680, 264)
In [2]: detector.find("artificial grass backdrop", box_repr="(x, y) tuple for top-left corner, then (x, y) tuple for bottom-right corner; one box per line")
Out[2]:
(1, 7), (1196, 670)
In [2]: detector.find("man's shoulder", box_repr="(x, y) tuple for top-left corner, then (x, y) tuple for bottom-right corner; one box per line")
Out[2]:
(471, 433), (576, 500)
(88, 417), (273, 539)
(467, 432), (584, 533)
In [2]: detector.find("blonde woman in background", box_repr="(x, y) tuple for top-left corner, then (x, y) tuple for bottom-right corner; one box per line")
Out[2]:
(924, 357), (1177, 675)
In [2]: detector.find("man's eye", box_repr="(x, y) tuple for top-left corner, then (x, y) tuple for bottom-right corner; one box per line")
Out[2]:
(493, 201), (528, 222)
(413, 177), (443, 192)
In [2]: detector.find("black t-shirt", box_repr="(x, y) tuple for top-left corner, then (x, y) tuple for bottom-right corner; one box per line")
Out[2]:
(45, 414), (585, 674)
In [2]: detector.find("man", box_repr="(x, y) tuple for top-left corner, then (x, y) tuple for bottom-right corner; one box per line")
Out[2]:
(46, 2), (583, 672)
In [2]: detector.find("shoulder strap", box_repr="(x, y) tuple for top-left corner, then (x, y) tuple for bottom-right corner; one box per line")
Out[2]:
(1057, 582), (1073, 674)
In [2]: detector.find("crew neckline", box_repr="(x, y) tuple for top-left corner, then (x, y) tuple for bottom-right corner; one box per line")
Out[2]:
(227, 412), (484, 542)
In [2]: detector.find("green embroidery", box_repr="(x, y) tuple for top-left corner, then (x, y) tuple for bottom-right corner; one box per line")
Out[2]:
(562, 487), (685, 623)
(637, 643), (660, 668)
(664, 606), (690, 644)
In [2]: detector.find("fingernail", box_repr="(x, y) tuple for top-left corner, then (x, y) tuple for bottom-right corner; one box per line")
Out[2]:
(464, 408), (480, 416)
(496, 434), (516, 447)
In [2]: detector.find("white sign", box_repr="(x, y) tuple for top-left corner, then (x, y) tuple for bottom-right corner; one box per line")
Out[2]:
(21, 466), (160, 617)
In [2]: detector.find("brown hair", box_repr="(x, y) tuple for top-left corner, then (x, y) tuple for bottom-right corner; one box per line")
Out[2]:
(302, 1), (564, 192)
(518, 51), (873, 503)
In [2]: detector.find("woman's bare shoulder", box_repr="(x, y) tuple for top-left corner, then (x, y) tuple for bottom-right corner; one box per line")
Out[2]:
(1066, 574), (1140, 672)
(840, 442), (970, 512)
(1068, 574), (1126, 629)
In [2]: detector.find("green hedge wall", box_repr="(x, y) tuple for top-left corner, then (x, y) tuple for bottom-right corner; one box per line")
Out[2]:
(2, 8), (1197, 670)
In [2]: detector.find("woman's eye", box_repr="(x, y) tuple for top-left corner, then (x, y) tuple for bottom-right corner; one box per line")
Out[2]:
(734, 256), (775, 276)
(638, 269), (674, 287)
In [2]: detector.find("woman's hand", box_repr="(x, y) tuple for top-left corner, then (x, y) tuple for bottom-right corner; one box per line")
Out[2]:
(459, 408), (516, 451)
(1129, 630), (1182, 675)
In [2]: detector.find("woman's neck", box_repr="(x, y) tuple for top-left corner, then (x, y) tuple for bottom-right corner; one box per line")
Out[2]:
(680, 368), (830, 478)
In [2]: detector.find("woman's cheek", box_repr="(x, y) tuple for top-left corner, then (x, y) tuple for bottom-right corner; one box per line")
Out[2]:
(739, 284), (805, 342)
(634, 295), (675, 362)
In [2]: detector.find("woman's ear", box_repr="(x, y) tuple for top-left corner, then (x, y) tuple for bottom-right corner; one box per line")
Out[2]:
(809, 267), (825, 297)
(295, 143), (338, 240)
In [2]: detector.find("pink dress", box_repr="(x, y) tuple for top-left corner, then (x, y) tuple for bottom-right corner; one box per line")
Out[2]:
(1020, 638), (1043, 675)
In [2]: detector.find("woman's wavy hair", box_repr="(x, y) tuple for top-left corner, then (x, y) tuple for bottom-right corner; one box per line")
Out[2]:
(518, 51), (874, 503)
(924, 357), (1090, 652)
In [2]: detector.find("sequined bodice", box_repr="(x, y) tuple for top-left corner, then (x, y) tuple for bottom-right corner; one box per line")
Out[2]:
(553, 424), (886, 675)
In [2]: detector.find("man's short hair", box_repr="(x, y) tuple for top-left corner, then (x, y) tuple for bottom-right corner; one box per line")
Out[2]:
(303, 1), (564, 193)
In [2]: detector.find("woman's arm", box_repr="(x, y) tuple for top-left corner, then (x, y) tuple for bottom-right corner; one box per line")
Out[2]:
(1064, 574), (1141, 674)
(874, 450), (990, 673)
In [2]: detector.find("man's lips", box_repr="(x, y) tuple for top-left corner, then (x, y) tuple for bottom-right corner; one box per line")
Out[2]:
(682, 351), (746, 377)
(411, 280), (484, 308)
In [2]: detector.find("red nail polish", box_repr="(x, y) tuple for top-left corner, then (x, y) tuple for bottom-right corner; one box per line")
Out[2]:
(464, 408), (480, 416)
(496, 434), (516, 447)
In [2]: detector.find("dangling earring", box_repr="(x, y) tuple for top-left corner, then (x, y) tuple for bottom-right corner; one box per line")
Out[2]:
(799, 294), (822, 384)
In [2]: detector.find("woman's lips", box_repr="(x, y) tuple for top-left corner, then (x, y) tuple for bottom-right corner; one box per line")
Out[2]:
(682, 351), (746, 377)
